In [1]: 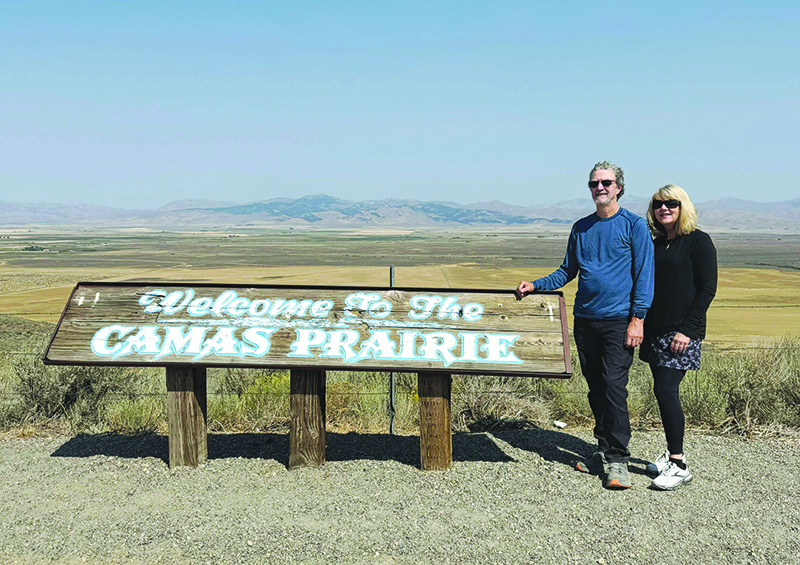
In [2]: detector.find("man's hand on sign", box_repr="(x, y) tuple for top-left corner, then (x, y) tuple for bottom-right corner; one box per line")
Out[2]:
(515, 281), (535, 300)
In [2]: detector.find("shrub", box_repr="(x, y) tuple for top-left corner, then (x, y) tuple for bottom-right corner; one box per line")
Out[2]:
(693, 336), (800, 434)
(242, 370), (290, 430)
(213, 367), (259, 396)
(10, 352), (154, 432)
(308, 371), (419, 433)
(452, 375), (549, 431)
(535, 349), (595, 427)
(208, 370), (290, 432)
(536, 338), (800, 436)
(2, 336), (797, 437)
(104, 396), (164, 435)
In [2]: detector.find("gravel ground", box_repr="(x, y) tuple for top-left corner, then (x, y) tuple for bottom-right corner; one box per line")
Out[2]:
(1, 428), (798, 565)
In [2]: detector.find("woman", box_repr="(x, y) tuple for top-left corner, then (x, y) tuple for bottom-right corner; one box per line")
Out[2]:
(640, 184), (717, 490)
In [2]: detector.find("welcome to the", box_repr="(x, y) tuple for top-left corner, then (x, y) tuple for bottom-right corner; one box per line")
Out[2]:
(137, 289), (485, 322)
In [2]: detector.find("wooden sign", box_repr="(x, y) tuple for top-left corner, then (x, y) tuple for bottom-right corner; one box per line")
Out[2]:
(44, 283), (571, 377)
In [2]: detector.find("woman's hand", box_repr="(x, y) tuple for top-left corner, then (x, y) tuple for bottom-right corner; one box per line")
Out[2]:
(670, 332), (690, 355)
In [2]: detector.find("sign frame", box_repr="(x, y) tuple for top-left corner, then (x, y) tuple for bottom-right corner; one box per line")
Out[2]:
(43, 281), (572, 378)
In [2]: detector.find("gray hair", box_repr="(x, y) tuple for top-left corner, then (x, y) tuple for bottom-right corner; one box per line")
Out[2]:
(589, 161), (625, 199)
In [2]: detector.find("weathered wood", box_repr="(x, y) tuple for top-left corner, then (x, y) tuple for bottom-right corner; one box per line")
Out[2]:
(418, 371), (452, 471)
(44, 283), (571, 378)
(166, 367), (207, 468)
(289, 369), (326, 469)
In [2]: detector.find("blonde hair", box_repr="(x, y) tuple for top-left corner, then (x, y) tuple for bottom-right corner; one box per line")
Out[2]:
(647, 184), (698, 237)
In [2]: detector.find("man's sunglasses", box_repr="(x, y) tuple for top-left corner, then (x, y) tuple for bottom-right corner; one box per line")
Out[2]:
(588, 179), (616, 189)
(652, 199), (681, 210)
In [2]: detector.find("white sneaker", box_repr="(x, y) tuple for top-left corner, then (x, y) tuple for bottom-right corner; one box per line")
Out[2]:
(651, 459), (692, 490)
(645, 450), (670, 476)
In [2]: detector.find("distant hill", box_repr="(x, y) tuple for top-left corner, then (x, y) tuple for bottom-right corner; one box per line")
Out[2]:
(1, 194), (798, 230)
(157, 199), (239, 211)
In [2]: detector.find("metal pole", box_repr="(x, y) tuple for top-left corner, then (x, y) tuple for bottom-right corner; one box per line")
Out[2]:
(389, 265), (396, 435)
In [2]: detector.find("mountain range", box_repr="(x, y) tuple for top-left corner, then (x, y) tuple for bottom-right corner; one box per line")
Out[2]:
(1, 194), (799, 230)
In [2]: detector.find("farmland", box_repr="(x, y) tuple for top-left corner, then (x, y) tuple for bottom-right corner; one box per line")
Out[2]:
(0, 226), (797, 345)
(0, 226), (798, 439)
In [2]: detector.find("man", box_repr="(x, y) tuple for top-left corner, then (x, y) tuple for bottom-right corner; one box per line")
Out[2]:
(516, 161), (654, 489)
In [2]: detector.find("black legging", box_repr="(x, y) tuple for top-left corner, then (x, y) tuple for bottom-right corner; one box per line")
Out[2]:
(649, 364), (686, 455)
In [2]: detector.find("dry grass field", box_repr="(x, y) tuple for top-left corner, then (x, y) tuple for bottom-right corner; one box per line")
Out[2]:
(0, 227), (798, 344)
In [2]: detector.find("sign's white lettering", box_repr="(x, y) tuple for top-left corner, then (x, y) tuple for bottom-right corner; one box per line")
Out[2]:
(408, 294), (484, 321)
(92, 325), (277, 360)
(85, 288), (518, 367)
(139, 289), (335, 319)
(91, 324), (522, 366)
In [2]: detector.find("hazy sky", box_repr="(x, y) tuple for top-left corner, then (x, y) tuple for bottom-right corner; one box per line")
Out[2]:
(2, 1), (798, 208)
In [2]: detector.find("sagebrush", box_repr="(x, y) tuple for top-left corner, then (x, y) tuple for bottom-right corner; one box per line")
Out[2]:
(1, 336), (797, 436)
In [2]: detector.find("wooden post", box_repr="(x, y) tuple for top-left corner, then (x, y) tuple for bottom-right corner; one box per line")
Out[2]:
(418, 372), (452, 470)
(166, 367), (207, 468)
(289, 369), (326, 469)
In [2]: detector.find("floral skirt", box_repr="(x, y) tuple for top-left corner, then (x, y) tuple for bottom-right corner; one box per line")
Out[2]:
(639, 331), (702, 371)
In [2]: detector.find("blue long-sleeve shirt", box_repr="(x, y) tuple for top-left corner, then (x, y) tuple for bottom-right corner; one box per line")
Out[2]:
(534, 208), (654, 320)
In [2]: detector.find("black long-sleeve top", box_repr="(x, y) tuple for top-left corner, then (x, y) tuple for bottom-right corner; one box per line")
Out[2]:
(644, 229), (717, 340)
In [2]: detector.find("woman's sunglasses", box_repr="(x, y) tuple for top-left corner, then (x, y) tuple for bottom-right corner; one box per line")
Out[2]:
(652, 199), (681, 210)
